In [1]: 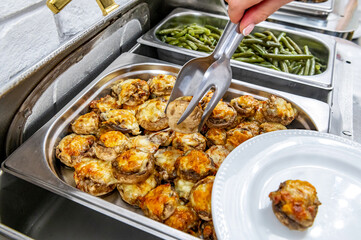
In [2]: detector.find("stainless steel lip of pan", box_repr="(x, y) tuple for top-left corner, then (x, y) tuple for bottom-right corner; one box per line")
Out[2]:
(138, 8), (336, 89)
(1, 53), (329, 240)
(280, 0), (334, 16)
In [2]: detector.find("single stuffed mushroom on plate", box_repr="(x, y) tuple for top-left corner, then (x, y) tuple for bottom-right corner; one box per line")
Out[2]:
(269, 180), (321, 231)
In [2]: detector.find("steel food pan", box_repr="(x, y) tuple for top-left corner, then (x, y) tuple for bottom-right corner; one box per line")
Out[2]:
(280, 0), (334, 16)
(2, 53), (330, 240)
(138, 8), (336, 89)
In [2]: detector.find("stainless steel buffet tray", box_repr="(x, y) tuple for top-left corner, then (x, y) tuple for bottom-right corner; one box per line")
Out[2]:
(1, 53), (330, 240)
(280, 0), (334, 16)
(138, 8), (336, 89)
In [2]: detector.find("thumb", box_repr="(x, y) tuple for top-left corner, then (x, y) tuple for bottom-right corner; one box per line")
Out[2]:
(240, 0), (292, 35)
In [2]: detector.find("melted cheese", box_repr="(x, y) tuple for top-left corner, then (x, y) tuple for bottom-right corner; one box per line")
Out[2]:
(148, 74), (176, 96)
(174, 178), (194, 200)
(90, 95), (119, 113)
(206, 128), (226, 146)
(205, 145), (229, 169)
(172, 132), (207, 151)
(111, 79), (150, 106)
(177, 150), (215, 179)
(164, 205), (198, 231)
(190, 176), (214, 219)
(137, 98), (167, 123)
(115, 149), (151, 173)
(99, 131), (128, 148)
(130, 136), (159, 153)
(210, 101), (235, 121)
(71, 112), (99, 135)
(100, 109), (140, 135)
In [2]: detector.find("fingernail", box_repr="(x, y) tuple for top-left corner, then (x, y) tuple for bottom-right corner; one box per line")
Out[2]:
(242, 24), (255, 36)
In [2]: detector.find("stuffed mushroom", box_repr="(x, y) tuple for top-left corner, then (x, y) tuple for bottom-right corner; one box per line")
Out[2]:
(262, 95), (297, 126)
(147, 74), (176, 97)
(100, 109), (140, 135)
(172, 132), (207, 152)
(154, 147), (184, 181)
(71, 112), (99, 135)
(189, 176), (214, 221)
(111, 78), (150, 106)
(136, 97), (169, 131)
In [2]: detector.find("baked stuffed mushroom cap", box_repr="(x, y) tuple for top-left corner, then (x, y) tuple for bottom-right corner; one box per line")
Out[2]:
(262, 95), (298, 126)
(259, 122), (287, 134)
(189, 175), (215, 221)
(230, 95), (259, 118)
(112, 149), (154, 184)
(205, 128), (226, 146)
(146, 128), (175, 147)
(73, 158), (118, 196)
(89, 131), (129, 161)
(117, 173), (158, 207)
(206, 101), (237, 129)
(89, 95), (120, 113)
(71, 112), (100, 135)
(100, 109), (141, 135)
(111, 78), (150, 106)
(140, 183), (179, 222)
(205, 145), (230, 169)
(154, 147), (184, 181)
(200, 221), (218, 240)
(166, 96), (203, 134)
(164, 205), (199, 232)
(175, 150), (216, 183)
(172, 132), (207, 152)
(147, 74), (176, 97)
(56, 133), (96, 167)
(136, 97), (169, 131)
(269, 180), (321, 231)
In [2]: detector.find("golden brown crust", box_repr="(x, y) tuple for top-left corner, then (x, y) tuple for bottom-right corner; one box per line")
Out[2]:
(205, 128), (226, 147)
(269, 180), (321, 231)
(71, 112), (100, 135)
(136, 97), (169, 131)
(146, 128), (175, 147)
(111, 78), (150, 106)
(262, 95), (298, 126)
(175, 150), (216, 183)
(73, 158), (117, 196)
(230, 95), (259, 118)
(90, 95), (120, 113)
(200, 221), (218, 240)
(174, 178), (195, 201)
(189, 176), (215, 221)
(205, 145), (230, 169)
(117, 173), (158, 207)
(56, 133), (96, 167)
(166, 97), (203, 134)
(164, 205), (199, 232)
(112, 149), (154, 184)
(129, 135), (160, 153)
(259, 122), (287, 134)
(147, 74), (176, 97)
(140, 183), (179, 222)
(172, 132), (207, 152)
(100, 109), (140, 135)
(206, 101), (237, 129)
(154, 147), (184, 181)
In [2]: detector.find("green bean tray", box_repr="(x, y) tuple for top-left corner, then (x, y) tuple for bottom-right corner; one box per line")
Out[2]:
(138, 8), (336, 90)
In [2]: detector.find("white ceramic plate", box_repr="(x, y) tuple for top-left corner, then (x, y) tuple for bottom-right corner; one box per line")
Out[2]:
(212, 130), (361, 240)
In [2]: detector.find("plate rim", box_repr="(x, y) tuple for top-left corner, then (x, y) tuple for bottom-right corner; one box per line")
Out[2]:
(212, 130), (361, 240)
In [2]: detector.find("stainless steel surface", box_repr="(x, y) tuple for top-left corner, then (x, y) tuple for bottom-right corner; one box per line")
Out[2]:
(138, 8), (336, 90)
(0, 0), (148, 161)
(172, 21), (244, 130)
(280, 0), (334, 16)
(5, 3), (150, 157)
(270, 0), (359, 39)
(166, 0), (227, 16)
(2, 52), (329, 240)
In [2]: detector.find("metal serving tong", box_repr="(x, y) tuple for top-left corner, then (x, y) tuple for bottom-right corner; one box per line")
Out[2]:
(165, 21), (245, 131)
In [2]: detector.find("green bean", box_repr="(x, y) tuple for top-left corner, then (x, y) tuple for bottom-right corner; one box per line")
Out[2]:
(291, 64), (302, 74)
(254, 32), (267, 38)
(297, 67), (305, 75)
(204, 25), (222, 35)
(263, 53), (313, 60)
(304, 46), (311, 75)
(242, 38), (264, 45)
(195, 43), (213, 52)
(157, 28), (181, 35)
(280, 61), (289, 73)
(264, 31), (280, 44)
(209, 33), (220, 40)
(264, 41), (281, 48)
(185, 34), (203, 44)
(272, 47), (279, 67)
(174, 29), (188, 38)
(280, 36), (295, 52)
(169, 40), (179, 45)
(185, 40), (198, 50)
(232, 52), (255, 58)
(255, 62), (281, 71)
(277, 32), (286, 42)
(234, 56), (265, 63)
(251, 44), (267, 55)
(165, 37), (177, 42)
(286, 36), (303, 54)
(309, 57), (316, 76)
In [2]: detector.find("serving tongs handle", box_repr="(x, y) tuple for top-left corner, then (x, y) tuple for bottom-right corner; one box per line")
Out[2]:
(213, 21), (244, 60)
(177, 21), (245, 126)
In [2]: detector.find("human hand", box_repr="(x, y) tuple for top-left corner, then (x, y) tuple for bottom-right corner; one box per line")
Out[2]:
(226, 0), (294, 35)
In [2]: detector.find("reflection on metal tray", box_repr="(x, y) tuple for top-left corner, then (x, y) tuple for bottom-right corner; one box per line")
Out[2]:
(1, 53), (330, 240)
(138, 8), (336, 89)
(281, 0), (334, 16)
